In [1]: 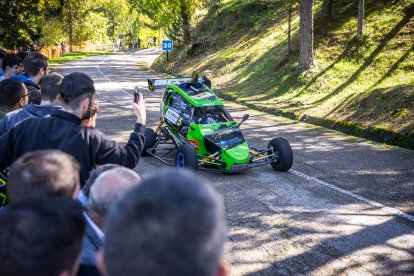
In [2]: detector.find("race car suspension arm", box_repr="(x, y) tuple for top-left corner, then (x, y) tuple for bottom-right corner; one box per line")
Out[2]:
(198, 151), (225, 167)
(249, 148), (277, 163)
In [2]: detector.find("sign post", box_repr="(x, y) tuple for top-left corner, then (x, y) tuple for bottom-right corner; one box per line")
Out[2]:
(162, 39), (173, 62)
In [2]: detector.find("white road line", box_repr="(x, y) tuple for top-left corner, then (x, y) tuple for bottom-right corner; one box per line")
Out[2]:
(291, 169), (414, 223)
(96, 59), (132, 97)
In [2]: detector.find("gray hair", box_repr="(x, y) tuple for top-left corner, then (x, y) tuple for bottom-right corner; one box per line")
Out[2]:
(87, 167), (140, 217)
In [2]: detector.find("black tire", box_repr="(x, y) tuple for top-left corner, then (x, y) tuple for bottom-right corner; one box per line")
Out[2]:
(175, 143), (198, 170)
(268, 137), (293, 172)
(143, 128), (156, 156)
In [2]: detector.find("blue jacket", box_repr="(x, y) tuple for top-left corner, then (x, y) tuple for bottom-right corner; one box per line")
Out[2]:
(0, 103), (61, 136)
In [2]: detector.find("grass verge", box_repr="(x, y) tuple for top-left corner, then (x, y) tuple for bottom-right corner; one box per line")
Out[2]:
(49, 51), (116, 66)
(152, 0), (414, 149)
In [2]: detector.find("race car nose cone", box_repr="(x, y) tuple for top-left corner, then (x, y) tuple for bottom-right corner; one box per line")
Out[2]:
(223, 143), (249, 164)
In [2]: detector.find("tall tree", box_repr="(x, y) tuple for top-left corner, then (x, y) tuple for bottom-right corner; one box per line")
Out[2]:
(282, 0), (299, 55)
(356, 0), (364, 38)
(180, 0), (192, 43)
(298, 0), (314, 70)
(0, 0), (44, 49)
(321, 0), (333, 18)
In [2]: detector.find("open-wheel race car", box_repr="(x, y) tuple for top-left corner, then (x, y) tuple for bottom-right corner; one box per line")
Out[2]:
(143, 73), (293, 173)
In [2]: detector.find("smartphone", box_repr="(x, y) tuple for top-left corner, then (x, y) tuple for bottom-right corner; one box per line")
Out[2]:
(134, 87), (140, 104)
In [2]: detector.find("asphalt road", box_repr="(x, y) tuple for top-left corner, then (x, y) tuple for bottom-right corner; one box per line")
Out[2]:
(56, 50), (414, 275)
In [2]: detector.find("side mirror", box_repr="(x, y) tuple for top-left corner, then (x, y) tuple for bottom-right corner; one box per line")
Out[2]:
(239, 114), (249, 126)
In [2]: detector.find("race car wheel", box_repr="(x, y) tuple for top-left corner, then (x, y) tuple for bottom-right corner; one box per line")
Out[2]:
(175, 144), (198, 170)
(143, 128), (156, 156)
(268, 137), (293, 172)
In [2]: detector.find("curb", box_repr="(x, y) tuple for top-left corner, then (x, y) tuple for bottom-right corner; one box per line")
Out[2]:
(218, 93), (414, 150)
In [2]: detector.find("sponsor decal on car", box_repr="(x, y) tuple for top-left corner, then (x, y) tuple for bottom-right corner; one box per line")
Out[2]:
(165, 108), (180, 124)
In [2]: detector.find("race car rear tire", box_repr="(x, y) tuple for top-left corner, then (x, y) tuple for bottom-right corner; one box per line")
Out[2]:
(268, 137), (293, 172)
(143, 128), (156, 156)
(175, 143), (198, 170)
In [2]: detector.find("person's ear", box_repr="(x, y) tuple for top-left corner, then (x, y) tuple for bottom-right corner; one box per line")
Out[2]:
(216, 260), (230, 276)
(82, 97), (90, 110)
(96, 248), (108, 276)
(18, 97), (26, 107)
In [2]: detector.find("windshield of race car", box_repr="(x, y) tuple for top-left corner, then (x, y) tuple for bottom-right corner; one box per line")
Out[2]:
(193, 106), (232, 124)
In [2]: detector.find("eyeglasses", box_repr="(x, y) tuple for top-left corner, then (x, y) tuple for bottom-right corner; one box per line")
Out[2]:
(16, 92), (30, 103)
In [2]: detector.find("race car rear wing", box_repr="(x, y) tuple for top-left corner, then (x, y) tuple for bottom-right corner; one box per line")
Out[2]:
(148, 76), (211, 92)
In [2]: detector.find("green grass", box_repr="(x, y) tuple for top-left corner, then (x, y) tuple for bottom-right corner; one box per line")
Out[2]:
(49, 51), (115, 65)
(152, 0), (414, 148)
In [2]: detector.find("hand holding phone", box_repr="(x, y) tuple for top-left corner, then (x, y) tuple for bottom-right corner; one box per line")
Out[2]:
(134, 87), (140, 103)
(132, 86), (146, 125)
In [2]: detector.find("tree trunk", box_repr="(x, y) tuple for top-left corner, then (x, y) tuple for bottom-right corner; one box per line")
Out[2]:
(68, 2), (73, 52)
(322, 0), (333, 18)
(288, 8), (292, 54)
(356, 0), (364, 38)
(180, 1), (191, 43)
(298, 0), (314, 70)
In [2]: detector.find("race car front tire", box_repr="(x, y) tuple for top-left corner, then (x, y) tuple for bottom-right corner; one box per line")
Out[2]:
(268, 137), (293, 172)
(143, 128), (156, 156)
(175, 144), (198, 170)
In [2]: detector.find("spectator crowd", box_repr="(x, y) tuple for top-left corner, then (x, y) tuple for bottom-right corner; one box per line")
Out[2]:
(0, 50), (229, 276)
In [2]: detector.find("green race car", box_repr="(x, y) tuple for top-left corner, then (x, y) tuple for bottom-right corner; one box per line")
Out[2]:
(144, 74), (293, 173)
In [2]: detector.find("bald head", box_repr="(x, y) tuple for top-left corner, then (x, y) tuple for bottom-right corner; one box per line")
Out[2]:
(87, 167), (140, 219)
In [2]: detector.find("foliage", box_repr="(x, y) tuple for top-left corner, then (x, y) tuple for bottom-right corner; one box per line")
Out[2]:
(0, 0), (218, 49)
(0, 0), (143, 49)
(129, 0), (210, 43)
(0, 0), (44, 49)
(152, 0), (414, 148)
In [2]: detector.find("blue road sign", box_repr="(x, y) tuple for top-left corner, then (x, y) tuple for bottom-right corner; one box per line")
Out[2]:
(162, 40), (173, 51)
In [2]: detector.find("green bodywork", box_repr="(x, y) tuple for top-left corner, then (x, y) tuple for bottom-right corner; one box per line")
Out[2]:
(162, 84), (250, 171)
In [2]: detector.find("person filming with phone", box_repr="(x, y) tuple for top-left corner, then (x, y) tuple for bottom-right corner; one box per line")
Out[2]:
(0, 72), (146, 185)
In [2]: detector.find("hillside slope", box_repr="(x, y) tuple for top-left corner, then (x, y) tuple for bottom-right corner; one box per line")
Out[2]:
(152, 0), (414, 149)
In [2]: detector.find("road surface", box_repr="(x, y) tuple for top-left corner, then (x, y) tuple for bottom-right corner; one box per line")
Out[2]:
(56, 50), (414, 275)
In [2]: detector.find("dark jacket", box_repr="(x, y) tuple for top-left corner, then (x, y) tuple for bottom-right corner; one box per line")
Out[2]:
(0, 103), (61, 136)
(12, 74), (42, 104)
(25, 81), (42, 105)
(0, 110), (145, 184)
(77, 217), (102, 276)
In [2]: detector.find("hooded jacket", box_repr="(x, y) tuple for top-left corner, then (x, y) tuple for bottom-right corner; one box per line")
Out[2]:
(12, 74), (42, 104)
(0, 103), (61, 136)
